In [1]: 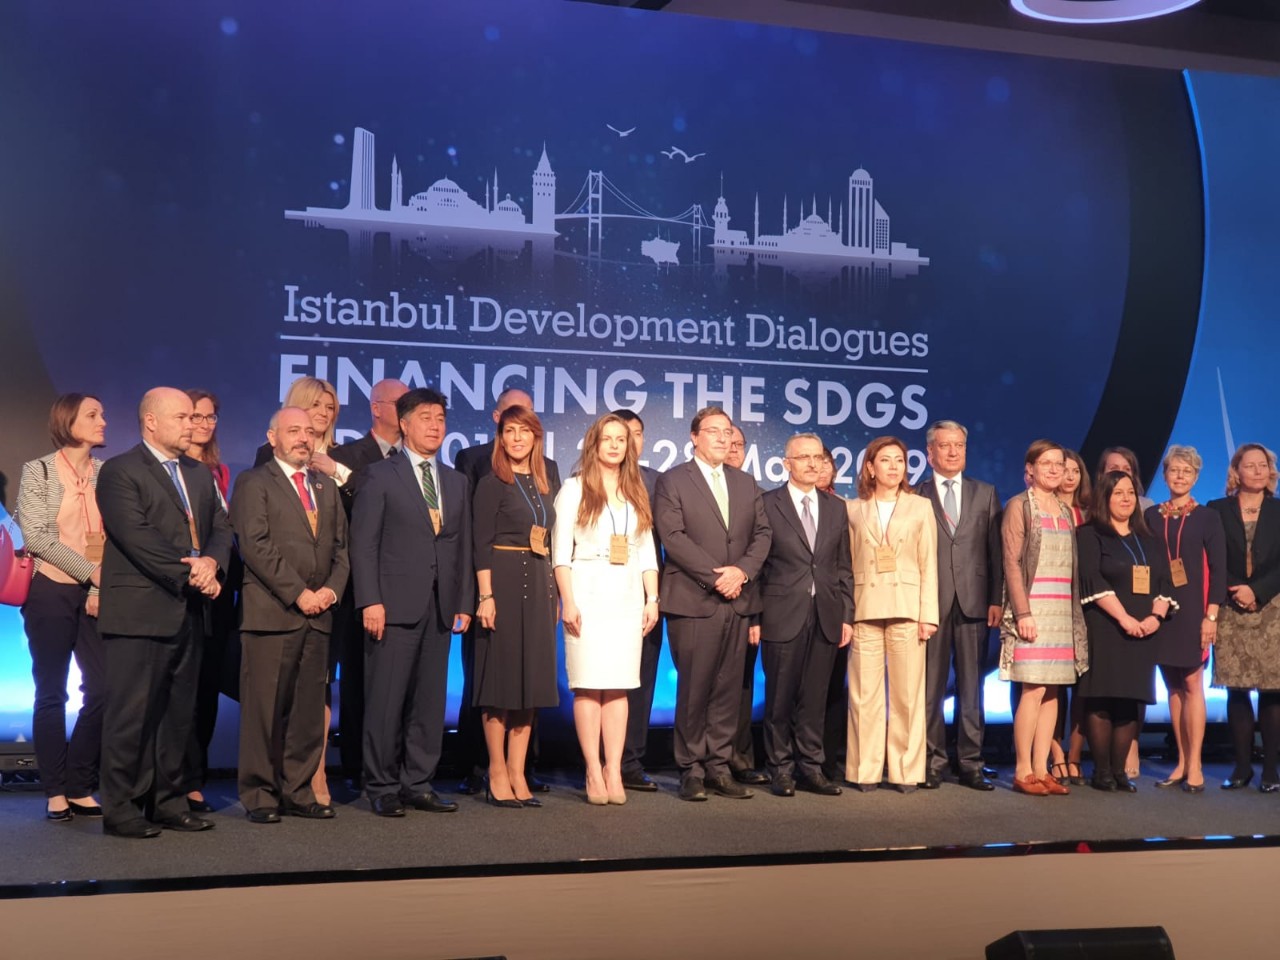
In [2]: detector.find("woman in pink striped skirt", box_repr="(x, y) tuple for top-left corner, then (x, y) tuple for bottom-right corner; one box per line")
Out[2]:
(999, 440), (1088, 796)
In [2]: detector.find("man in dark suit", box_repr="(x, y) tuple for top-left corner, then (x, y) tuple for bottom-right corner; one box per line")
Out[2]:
(329, 378), (408, 785)
(654, 406), (772, 801)
(231, 406), (349, 823)
(452, 386), (560, 794)
(614, 409), (663, 791)
(351, 387), (473, 817)
(96, 387), (233, 838)
(920, 420), (1003, 791)
(750, 433), (853, 797)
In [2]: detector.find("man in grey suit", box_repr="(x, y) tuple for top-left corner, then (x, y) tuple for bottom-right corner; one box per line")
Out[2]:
(751, 433), (853, 797)
(920, 420), (1003, 791)
(654, 407), (772, 801)
(351, 388), (473, 817)
(231, 407), (349, 823)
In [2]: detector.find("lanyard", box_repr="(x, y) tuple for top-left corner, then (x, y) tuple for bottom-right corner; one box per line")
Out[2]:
(876, 496), (898, 544)
(513, 473), (547, 527)
(1118, 533), (1148, 567)
(605, 497), (630, 536)
(58, 450), (101, 535)
(1162, 513), (1186, 565)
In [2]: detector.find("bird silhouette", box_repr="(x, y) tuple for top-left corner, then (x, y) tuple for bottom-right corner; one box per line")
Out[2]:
(666, 146), (705, 163)
(606, 124), (636, 137)
(660, 148), (679, 159)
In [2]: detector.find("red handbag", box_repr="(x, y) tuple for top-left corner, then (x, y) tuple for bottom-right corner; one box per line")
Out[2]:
(0, 511), (33, 607)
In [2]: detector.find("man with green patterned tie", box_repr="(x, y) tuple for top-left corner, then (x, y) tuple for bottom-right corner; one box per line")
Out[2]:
(349, 388), (474, 817)
(653, 407), (772, 802)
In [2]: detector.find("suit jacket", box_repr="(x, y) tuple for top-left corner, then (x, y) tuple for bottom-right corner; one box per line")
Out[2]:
(921, 474), (1003, 619)
(330, 431), (392, 507)
(846, 492), (939, 626)
(453, 440), (562, 497)
(654, 459), (772, 618)
(1208, 495), (1280, 609)
(640, 463), (663, 569)
(96, 443), (234, 637)
(229, 461), (349, 634)
(350, 452), (474, 627)
(758, 486), (853, 644)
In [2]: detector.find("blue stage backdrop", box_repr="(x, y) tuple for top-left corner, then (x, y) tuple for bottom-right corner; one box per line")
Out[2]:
(0, 1), (1275, 741)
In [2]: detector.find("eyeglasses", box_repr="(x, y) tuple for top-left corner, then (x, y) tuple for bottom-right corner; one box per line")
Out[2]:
(1035, 459), (1064, 470)
(190, 414), (218, 425)
(729, 442), (745, 451)
(700, 428), (734, 439)
(787, 454), (824, 464)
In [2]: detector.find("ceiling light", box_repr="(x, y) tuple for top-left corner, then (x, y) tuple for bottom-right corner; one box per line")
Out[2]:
(1011, 0), (1203, 24)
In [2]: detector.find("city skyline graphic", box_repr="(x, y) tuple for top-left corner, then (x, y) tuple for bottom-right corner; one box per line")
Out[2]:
(284, 127), (929, 276)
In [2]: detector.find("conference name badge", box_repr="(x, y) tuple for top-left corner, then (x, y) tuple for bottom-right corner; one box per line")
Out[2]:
(529, 524), (549, 557)
(609, 533), (629, 565)
(1169, 558), (1188, 588)
(84, 530), (105, 565)
(875, 543), (896, 574)
(1132, 565), (1151, 595)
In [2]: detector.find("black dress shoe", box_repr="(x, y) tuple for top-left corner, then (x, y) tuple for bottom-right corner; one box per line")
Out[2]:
(187, 798), (215, 814)
(67, 800), (104, 818)
(731, 769), (770, 785)
(621, 771), (659, 792)
(1182, 780), (1205, 794)
(516, 795), (543, 808)
(246, 807), (282, 824)
(46, 806), (73, 822)
(484, 783), (524, 809)
(892, 782), (918, 794)
(852, 782), (880, 793)
(157, 812), (215, 832)
(982, 766), (1000, 779)
(402, 791), (458, 813)
(1090, 774), (1118, 792)
(707, 774), (755, 798)
(1113, 774), (1138, 793)
(370, 795), (406, 817)
(798, 774), (843, 796)
(283, 801), (336, 819)
(678, 776), (708, 802)
(1222, 770), (1254, 790)
(919, 774), (942, 790)
(456, 774), (485, 796)
(771, 775), (796, 797)
(1155, 776), (1184, 789)
(1261, 781), (1280, 794)
(959, 773), (996, 792)
(104, 818), (161, 839)
(528, 776), (552, 793)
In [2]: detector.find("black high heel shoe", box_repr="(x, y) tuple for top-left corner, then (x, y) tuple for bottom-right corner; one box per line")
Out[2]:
(1113, 774), (1138, 793)
(484, 781), (523, 809)
(1089, 773), (1118, 792)
(1221, 770), (1254, 790)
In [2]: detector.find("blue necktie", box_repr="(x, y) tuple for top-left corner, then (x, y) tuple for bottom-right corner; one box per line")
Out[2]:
(164, 460), (192, 515)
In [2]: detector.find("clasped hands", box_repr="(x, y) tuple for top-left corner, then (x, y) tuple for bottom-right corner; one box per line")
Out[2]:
(296, 587), (337, 617)
(1118, 613), (1161, 638)
(1228, 584), (1257, 612)
(181, 556), (221, 599)
(712, 565), (747, 599)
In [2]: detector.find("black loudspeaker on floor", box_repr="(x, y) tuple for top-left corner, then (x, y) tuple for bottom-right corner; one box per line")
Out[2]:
(986, 926), (1175, 960)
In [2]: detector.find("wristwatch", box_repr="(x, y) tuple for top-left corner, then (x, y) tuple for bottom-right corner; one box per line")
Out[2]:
(645, 595), (660, 604)
(1205, 612), (1218, 623)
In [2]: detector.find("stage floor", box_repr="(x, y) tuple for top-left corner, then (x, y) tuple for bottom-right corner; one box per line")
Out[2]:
(2, 759), (1279, 896)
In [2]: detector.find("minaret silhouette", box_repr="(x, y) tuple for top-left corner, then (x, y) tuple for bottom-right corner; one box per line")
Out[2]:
(753, 193), (759, 245)
(391, 155), (403, 211)
(782, 196), (787, 234)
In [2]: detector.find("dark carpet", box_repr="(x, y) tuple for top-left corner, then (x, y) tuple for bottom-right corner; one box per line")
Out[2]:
(2, 759), (1279, 893)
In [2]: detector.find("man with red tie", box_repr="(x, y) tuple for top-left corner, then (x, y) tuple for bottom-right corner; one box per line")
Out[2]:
(230, 406), (349, 822)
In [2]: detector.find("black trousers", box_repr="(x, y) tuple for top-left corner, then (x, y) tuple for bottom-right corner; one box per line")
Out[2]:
(453, 622), (488, 780)
(925, 597), (991, 779)
(100, 609), (202, 827)
(21, 574), (106, 798)
(363, 612), (451, 801)
(333, 591), (364, 780)
(622, 617), (664, 776)
(667, 606), (749, 780)
(182, 583), (234, 792)
(238, 625), (329, 811)
(762, 601), (840, 782)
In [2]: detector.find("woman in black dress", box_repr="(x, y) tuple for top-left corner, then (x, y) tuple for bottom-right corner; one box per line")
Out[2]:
(1076, 471), (1174, 792)
(473, 405), (560, 807)
(1145, 446), (1226, 793)
(1208, 443), (1280, 792)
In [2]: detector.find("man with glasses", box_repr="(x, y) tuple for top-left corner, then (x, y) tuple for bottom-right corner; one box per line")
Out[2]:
(653, 407), (772, 801)
(920, 420), (1003, 790)
(750, 433), (853, 797)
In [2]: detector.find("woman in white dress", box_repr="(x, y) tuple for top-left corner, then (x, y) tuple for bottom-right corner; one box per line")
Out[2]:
(553, 414), (660, 805)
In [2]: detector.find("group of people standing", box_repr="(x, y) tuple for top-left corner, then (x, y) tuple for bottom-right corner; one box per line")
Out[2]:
(13, 381), (1280, 838)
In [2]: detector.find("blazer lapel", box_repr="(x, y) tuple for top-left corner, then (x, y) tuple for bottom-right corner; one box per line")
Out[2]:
(689, 461), (727, 531)
(140, 446), (190, 520)
(776, 488), (811, 553)
(395, 454), (435, 532)
(924, 475), (953, 540)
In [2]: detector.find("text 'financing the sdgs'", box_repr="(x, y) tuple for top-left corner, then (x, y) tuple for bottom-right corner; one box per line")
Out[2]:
(282, 285), (930, 364)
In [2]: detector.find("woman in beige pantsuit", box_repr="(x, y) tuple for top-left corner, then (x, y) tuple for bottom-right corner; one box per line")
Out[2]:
(845, 436), (939, 792)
